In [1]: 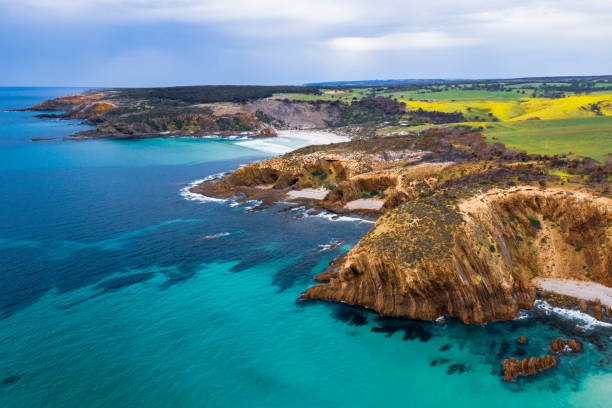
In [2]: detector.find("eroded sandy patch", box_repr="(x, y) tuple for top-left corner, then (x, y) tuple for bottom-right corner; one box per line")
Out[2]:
(286, 188), (329, 200)
(534, 278), (612, 308)
(345, 198), (384, 210)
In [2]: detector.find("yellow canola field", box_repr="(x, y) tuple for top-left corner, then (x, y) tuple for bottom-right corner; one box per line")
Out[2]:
(400, 94), (612, 122)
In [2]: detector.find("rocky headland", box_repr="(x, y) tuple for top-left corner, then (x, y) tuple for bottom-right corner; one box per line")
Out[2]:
(193, 126), (612, 326)
(16, 87), (410, 140)
(23, 87), (612, 385)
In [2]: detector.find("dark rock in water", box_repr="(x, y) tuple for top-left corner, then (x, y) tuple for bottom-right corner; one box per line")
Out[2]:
(93, 272), (154, 293)
(501, 356), (557, 382)
(370, 319), (432, 342)
(496, 340), (510, 359)
(2, 376), (20, 385)
(517, 335), (528, 344)
(31, 137), (56, 142)
(403, 326), (432, 342)
(548, 380), (562, 393)
(513, 348), (527, 357)
(430, 358), (450, 367)
(333, 307), (368, 326)
(439, 343), (451, 351)
(445, 363), (467, 375)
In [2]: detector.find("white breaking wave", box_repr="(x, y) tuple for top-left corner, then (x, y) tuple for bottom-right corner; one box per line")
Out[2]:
(234, 139), (291, 154)
(533, 300), (612, 330)
(514, 310), (530, 320)
(179, 173), (228, 203)
(199, 232), (231, 240)
(235, 130), (349, 154)
(243, 200), (263, 210)
(302, 209), (375, 224)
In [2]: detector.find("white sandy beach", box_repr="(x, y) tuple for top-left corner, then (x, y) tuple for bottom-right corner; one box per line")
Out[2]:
(235, 130), (349, 154)
(534, 278), (612, 308)
(344, 198), (385, 210)
(286, 188), (328, 200)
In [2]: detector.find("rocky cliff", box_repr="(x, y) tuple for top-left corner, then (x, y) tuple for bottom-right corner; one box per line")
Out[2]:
(18, 89), (352, 139)
(190, 126), (612, 325)
(301, 187), (612, 324)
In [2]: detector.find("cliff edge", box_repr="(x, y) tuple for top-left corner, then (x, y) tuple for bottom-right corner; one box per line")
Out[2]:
(300, 187), (612, 324)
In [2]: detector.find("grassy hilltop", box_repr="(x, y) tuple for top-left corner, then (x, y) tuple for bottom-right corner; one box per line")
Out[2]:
(274, 76), (612, 161)
(25, 76), (612, 161)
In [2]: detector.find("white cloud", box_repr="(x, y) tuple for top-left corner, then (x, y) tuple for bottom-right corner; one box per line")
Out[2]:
(3, 0), (612, 52)
(326, 31), (477, 52)
(0, 0), (364, 24)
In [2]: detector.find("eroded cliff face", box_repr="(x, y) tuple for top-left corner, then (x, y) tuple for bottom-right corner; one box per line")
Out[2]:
(191, 130), (492, 213)
(300, 187), (612, 324)
(190, 142), (454, 215)
(189, 127), (612, 325)
(19, 90), (350, 138)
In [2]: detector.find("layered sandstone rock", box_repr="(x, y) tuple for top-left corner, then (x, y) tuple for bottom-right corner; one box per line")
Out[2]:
(189, 127), (612, 326)
(501, 356), (557, 382)
(301, 187), (612, 324)
(549, 338), (583, 353)
(191, 136), (440, 213)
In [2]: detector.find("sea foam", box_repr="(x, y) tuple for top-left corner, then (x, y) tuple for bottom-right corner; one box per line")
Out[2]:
(179, 173), (228, 203)
(533, 300), (612, 330)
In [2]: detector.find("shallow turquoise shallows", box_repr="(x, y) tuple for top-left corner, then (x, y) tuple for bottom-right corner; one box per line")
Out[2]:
(0, 88), (611, 408)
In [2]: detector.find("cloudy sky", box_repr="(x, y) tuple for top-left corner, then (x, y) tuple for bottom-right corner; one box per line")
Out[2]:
(1, 0), (612, 86)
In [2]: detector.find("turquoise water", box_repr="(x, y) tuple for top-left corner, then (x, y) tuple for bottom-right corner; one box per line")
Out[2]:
(1, 88), (611, 407)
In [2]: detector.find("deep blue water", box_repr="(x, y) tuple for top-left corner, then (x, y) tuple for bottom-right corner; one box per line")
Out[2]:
(1, 88), (611, 407)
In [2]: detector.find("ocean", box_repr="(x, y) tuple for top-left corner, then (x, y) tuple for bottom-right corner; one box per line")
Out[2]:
(0, 87), (611, 407)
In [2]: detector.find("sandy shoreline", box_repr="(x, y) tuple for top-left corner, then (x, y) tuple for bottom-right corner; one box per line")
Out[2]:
(345, 198), (384, 210)
(235, 129), (349, 154)
(534, 278), (612, 308)
(286, 188), (328, 200)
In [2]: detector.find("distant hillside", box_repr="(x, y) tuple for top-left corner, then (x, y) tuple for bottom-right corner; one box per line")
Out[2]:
(305, 79), (454, 86)
(306, 75), (612, 87)
(113, 85), (322, 104)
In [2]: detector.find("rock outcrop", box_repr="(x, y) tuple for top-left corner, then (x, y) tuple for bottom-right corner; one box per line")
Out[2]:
(301, 187), (612, 324)
(21, 93), (104, 111)
(549, 338), (583, 353)
(501, 355), (557, 382)
(18, 89), (353, 139)
(190, 126), (612, 326)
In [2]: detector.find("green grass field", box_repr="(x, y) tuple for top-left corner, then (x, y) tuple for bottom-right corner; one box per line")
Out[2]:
(379, 89), (528, 102)
(273, 88), (529, 103)
(484, 117), (612, 161)
(272, 81), (612, 162)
